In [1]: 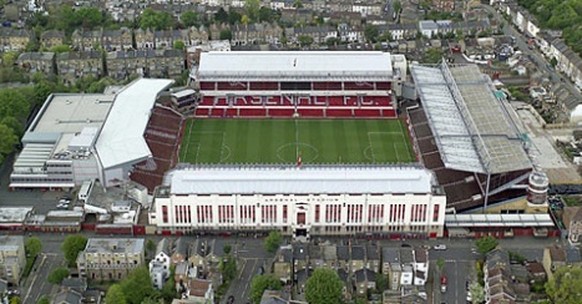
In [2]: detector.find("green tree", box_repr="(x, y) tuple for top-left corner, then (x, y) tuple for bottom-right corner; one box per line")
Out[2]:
(244, 0), (260, 22)
(475, 236), (498, 255)
(305, 268), (344, 304)
(375, 273), (388, 292)
(214, 8), (229, 24)
(1, 51), (18, 67)
(550, 57), (558, 67)
(0, 89), (29, 121)
(219, 29), (232, 40)
(61, 235), (88, 267)
(140, 8), (173, 30)
(49, 44), (71, 53)
(293, 0), (303, 8)
(423, 47), (443, 64)
(173, 40), (185, 50)
(9, 297), (21, 304)
(146, 239), (156, 253)
(220, 255), (237, 282)
(160, 265), (177, 302)
(264, 230), (282, 254)
(250, 274), (282, 304)
(241, 14), (250, 26)
(36, 296), (50, 304)
(223, 244), (232, 255)
(393, 0), (402, 13)
(25, 237), (42, 258)
(298, 35), (314, 47)
(546, 266), (582, 304)
(364, 24), (379, 43)
(468, 282), (485, 304)
(121, 266), (156, 304)
(0, 123), (18, 164)
(106, 284), (127, 304)
(228, 10), (242, 25)
(181, 11), (199, 27)
(48, 267), (70, 284)
(258, 7), (275, 23)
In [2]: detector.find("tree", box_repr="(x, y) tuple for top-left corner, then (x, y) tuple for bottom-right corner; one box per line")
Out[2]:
(220, 255), (237, 282)
(139, 8), (173, 30)
(250, 274), (282, 304)
(106, 284), (127, 304)
(49, 44), (71, 53)
(364, 24), (379, 43)
(475, 236), (498, 255)
(227, 10), (242, 25)
(146, 239), (156, 253)
(293, 0), (303, 8)
(37, 296), (50, 304)
(160, 265), (177, 302)
(25, 237), (42, 258)
(375, 273), (388, 292)
(121, 266), (156, 304)
(9, 297), (21, 304)
(61, 235), (88, 267)
(468, 282), (485, 304)
(550, 57), (558, 67)
(546, 266), (582, 304)
(244, 0), (260, 22)
(0, 123), (18, 164)
(305, 268), (344, 304)
(264, 230), (282, 254)
(48, 267), (70, 284)
(181, 11), (199, 27)
(215, 8), (229, 24)
(298, 35), (314, 47)
(393, 0), (402, 13)
(223, 244), (232, 255)
(423, 47), (443, 64)
(219, 29), (232, 40)
(173, 40), (185, 50)
(258, 7), (275, 23)
(436, 257), (445, 272)
(1, 51), (18, 67)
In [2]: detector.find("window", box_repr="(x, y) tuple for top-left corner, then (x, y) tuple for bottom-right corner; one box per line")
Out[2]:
(283, 205), (288, 223)
(433, 204), (440, 222)
(162, 206), (168, 223)
(314, 205), (320, 223)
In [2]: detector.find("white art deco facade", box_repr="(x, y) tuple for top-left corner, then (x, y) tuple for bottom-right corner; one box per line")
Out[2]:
(149, 166), (446, 238)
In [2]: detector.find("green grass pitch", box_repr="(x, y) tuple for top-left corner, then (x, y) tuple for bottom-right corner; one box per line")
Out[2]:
(179, 119), (416, 164)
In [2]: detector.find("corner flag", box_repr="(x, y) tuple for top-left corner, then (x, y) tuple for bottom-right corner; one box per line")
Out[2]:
(297, 153), (302, 167)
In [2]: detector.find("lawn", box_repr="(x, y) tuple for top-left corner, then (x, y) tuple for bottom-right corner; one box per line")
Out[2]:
(179, 119), (416, 165)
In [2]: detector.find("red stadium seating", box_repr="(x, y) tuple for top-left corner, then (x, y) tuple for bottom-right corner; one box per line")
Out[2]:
(215, 97), (228, 106)
(225, 108), (237, 117)
(326, 109), (353, 117)
(344, 82), (375, 90)
(382, 109), (396, 117)
(297, 108), (325, 117)
(375, 82), (391, 90)
(195, 108), (210, 116)
(354, 109), (382, 117)
(217, 82), (247, 90)
(239, 108), (267, 116)
(268, 108), (295, 117)
(329, 96), (344, 106)
(362, 96), (391, 106)
(200, 96), (214, 106)
(211, 108), (225, 117)
(313, 82), (342, 90)
(249, 82), (279, 90)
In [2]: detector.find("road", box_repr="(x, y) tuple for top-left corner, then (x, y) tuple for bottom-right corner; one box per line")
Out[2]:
(22, 253), (63, 304)
(481, 3), (582, 101)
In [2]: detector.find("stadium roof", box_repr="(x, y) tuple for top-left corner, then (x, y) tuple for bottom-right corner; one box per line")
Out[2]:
(95, 78), (174, 169)
(197, 51), (393, 81)
(167, 166), (437, 195)
(411, 63), (532, 174)
(445, 213), (555, 228)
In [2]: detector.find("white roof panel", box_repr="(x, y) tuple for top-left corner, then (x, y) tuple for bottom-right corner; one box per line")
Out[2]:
(197, 51), (393, 81)
(168, 166), (435, 195)
(95, 78), (174, 169)
(445, 213), (554, 227)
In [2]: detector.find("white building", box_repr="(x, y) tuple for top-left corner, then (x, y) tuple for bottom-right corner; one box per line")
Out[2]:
(10, 78), (174, 190)
(149, 238), (171, 289)
(149, 166), (446, 238)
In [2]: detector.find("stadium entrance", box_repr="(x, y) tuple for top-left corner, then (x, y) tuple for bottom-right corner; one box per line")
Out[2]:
(294, 228), (309, 242)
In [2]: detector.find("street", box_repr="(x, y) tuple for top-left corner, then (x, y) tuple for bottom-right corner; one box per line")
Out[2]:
(22, 253), (63, 304)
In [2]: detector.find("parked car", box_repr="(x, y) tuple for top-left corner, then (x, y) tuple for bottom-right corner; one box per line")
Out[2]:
(433, 244), (447, 251)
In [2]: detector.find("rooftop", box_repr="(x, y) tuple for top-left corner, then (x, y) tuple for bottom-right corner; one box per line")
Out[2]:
(0, 207), (33, 223)
(445, 213), (555, 227)
(95, 78), (174, 170)
(83, 238), (144, 254)
(165, 166), (436, 195)
(411, 63), (532, 174)
(197, 51), (393, 81)
(0, 235), (24, 250)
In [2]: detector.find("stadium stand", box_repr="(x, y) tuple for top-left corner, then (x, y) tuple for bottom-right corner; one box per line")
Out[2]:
(131, 106), (184, 192)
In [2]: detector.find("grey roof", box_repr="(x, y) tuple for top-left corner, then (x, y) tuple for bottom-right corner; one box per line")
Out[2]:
(173, 237), (188, 257)
(322, 244), (337, 261)
(411, 63), (532, 174)
(57, 51), (102, 60)
(337, 269), (348, 283)
(41, 30), (64, 39)
(352, 246), (365, 261)
(355, 268), (377, 282)
(486, 249), (509, 270)
(367, 245), (379, 260)
(17, 52), (55, 61)
(0, 279), (7, 294)
(61, 278), (87, 293)
(382, 247), (399, 264)
(83, 238), (144, 254)
(445, 214), (555, 228)
(308, 244), (323, 260)
(566, 248), (582, 264)
(190, 239), (209, 257)
(337, 246), (350, 261)
(156, 238), (171, 256)
(419, 20), (438, 31)
(293, 244), (308, 260)
(0, 235), (24, 251)
(279, 246), (293, 263)
(53, 290), (83, 304)
(399, 248), (414, 264)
